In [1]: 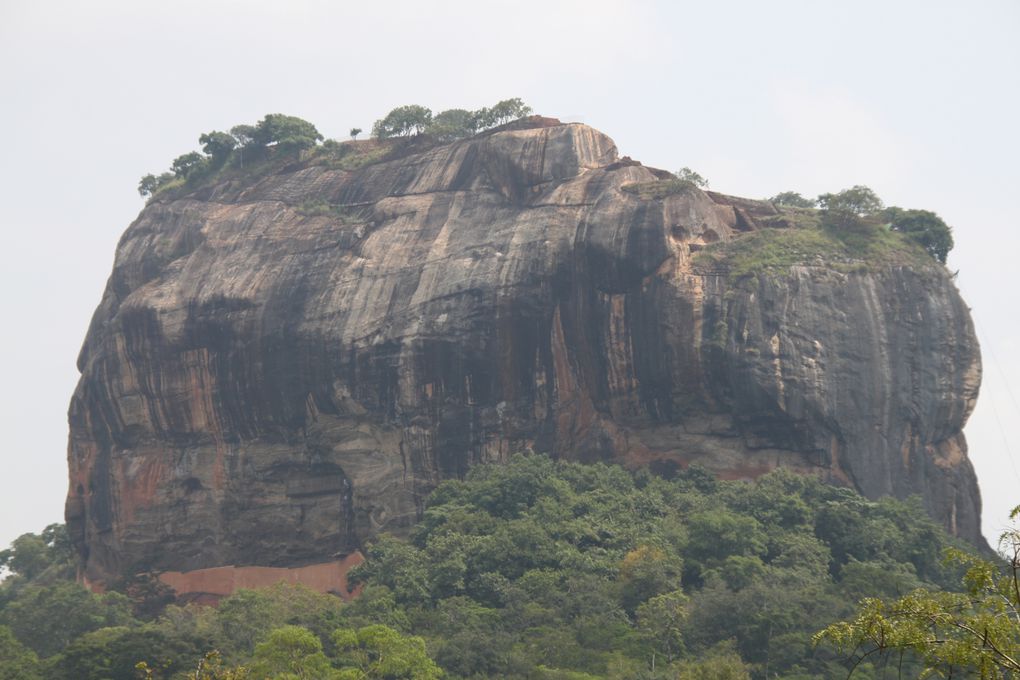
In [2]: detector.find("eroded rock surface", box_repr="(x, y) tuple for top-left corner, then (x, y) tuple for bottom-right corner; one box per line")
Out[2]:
(66, 118), (983, 585)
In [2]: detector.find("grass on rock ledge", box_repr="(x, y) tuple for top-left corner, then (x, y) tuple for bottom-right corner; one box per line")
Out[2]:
(693, 213), (937, 284)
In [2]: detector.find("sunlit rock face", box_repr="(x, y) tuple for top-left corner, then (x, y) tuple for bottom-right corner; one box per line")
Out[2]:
(66, 117), (983, 585)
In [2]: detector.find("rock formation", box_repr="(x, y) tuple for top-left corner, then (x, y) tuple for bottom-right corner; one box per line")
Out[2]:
(66, 117), (983, 589)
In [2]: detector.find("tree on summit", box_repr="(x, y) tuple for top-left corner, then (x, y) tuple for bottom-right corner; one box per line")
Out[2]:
(250, 114), (323, 154)
(675, 167), (709, 188)
(372, 98), (533, 140)
(170, 151), (208, 179)
(817, 185), (884, 229)
(885, 207), (954, 264)
(198, 131), (237, 164)
(769, 191), (815, 208)
(372, 105), (433, 139)
(229, 124), (257, 148)
(427, 108), (476, 142)
(472, 97), (533, 129)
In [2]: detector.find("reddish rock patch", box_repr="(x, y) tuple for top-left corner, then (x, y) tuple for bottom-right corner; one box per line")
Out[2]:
(157, 553), (364, 605)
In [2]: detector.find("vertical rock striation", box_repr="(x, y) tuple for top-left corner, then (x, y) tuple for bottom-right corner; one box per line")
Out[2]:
(66, 118), (983, 586)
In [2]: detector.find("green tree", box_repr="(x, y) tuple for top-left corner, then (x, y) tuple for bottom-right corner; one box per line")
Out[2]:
(350, 127), (362, 140)
(335, 585), (410, 632)
(0, 534), (50, 581)
(199, 131), (237, 164)
(334, 456), (972, 678)
(0, 625), (41, 680)
(472, 98), (533, 130)
(137, 171), (175, 197)
(250, 625), (336, 680)
(837, 558), (924, 603)
(0, 525), (73, 613)
(138, 172), (175, 198)
(372, 105), (433, 138)
(351, 535), (432, 606)
(139, 650), (251, 680)
(214, 583), (344, 656)
(675, 167), (709, 188)
(813, 492), (948, 583)
(684, 510), (766, 582)
(885, 207), (954, 264)
(138, 173), (160, 197)
(171, 151), (208, 179)
(424, 597), (510, 678)
(815, 505), (1020, 678)
(0, 581), (135, 657)
(229, 124), (258, 168)
(636, 589), (688, 663)
(671, 641), (751, 679)
(332, 624), (443, 679)
(769, 191), (815, 208)
(427, 109), (477, 142)
(251, 114), (323, 154)
(230, 124), (257, 148)
(687, 566), (837, 675)
(618, 544), (683, 612)
(53, 624), (208, 680)
(817, 185), (884, 229)
(115, 571), (177, 620)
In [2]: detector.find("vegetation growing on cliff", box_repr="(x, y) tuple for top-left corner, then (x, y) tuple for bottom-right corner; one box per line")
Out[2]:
(138, 114), (325, 198)
(694, 185), (954, 281)
(885, 207), (955, 264)
(137, 99), (533, 201)
(817, 185), (886, 230)
(3, 455), (996, 679)
(694, 217), (930, 282)
(371, 98), (533, 140)
(768, 191), (816, 208)
(816, 186), (954, 264)
(621, 167), (710, 199)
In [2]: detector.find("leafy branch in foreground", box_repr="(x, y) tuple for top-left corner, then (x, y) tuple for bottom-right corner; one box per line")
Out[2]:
(815, 505), (1020, 678)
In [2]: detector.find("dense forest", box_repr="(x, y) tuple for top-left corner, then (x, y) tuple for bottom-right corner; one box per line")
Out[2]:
(3, 455), (1015, 679)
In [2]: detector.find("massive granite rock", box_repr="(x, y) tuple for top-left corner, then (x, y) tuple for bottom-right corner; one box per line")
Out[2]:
(66, 118), (983, 585)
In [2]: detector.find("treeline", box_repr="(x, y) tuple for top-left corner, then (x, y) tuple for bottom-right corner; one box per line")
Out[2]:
(371, 98), (532, 141)
(1, 454), (997, 679)
(137, 114), (324, 198)
(137, 98), (532, 199)
(770, 185), (954, 263)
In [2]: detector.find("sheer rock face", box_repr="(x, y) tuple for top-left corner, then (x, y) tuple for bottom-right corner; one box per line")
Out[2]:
(66, 120), (983, 584)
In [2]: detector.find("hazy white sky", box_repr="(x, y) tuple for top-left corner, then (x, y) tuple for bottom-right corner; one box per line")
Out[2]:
(1, 0), (1018, 548)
